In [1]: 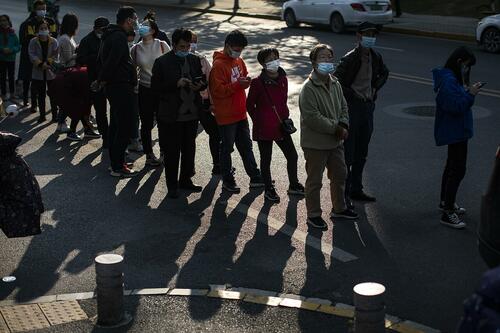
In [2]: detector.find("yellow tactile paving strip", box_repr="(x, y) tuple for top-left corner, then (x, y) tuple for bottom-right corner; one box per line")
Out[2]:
(0, 304), (50, 332)
(39, 301), (88, 326)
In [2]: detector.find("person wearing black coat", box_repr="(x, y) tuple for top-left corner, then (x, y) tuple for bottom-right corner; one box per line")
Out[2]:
(0, 131), (43, 238)
(76, 16), (109, 148)
(334, 22), (389, 205)
(151, 28), (206, 198)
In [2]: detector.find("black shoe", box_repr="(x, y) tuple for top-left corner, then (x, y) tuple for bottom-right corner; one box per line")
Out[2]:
(350, 191), (376, 202)
(331, 209), (358, 220)
(37, 116), (46, 123)
(84, 129), (101, 139)
(179, 180), (203, 193)
(167, 189), (179, 199)
(249, 176), (265, 189)
(287, 183), (305, 196)
(346, 198), (355, 210)
(264, 187), (280, 203)
(222, 180), (240, 193)
(212, 165), (221, 175)
(440, 212), (466, 229)
(307, 216), (328, 230)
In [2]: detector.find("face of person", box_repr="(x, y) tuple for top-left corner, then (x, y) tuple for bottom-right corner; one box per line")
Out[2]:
(315, 49), (334, 65)
(34, 4), (47, 13)
(124, 13), (138, 32)
(0, 16), (9, 29)
(174, 39), (191, 52)
(264, 53), (278, 63)
(38, 23), (49, 37)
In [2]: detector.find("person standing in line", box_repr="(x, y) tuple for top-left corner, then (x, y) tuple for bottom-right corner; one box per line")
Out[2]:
(432, 46), (482, 229)
(126, 29), (143, 154)
(246, 47), (304, 203)
(151, 28), (206, 198)
(334, 22), (389, 207)
(28, 18), (58, 124)
(97, 6), (139, 177)
(130, 19), (169, 167)
(299, 44), (359, 231)
(0, 15), (20, 102)
(76, 16), (110, 148)
(190, 32), (221, 175)
(209, 30), (264, 193)
(142, 11), (171, 47)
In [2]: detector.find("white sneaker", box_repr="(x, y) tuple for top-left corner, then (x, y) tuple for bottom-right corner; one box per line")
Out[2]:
(56, 122), (70, 133)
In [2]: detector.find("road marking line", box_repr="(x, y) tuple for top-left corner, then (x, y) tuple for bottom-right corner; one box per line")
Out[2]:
(373, 45), (405, 52)
(226, 199), (358, 262)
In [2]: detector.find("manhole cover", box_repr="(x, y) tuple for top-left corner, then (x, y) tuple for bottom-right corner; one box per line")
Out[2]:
(402, 105), (435, 117)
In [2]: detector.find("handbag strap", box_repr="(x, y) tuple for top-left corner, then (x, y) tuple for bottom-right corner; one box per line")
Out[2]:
(259, 76), (283, 124)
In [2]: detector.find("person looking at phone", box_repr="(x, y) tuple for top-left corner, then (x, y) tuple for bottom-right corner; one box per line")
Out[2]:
(151, 28), (206, 198)
(432, 46), (483, 229)
(209, 30), (264, 193)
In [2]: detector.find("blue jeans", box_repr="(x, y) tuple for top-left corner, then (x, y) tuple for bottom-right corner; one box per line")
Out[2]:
(218, 119), (260, 183)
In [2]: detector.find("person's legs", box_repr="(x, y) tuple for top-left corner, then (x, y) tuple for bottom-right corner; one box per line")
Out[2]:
(326, 145), (348, 213)
(276, 134), (299, 186)
(344, 102), (359, 200)
(7, 62), (15, 96)
(46, 80), (58, 121)
(179, 120), (198, 184)
(30, 79), (40, 113)
(303, 148), (328, 218)
(234, 119), (260, 180)
(162, 121), (181, 192)
(199, 109), (221, 169)
(257, 140), (273, 189)
(31, 80), (46, 120)
(23, 79), (31, 106)
(219, 122), (238, 183)
(92, 90), (108, 147)
(129, 92), (140, 146)
(443, 141), (468, 210)
(350, 101), (374, 195)
(138, 85), (156, 155)
(0, 61), (7, 96)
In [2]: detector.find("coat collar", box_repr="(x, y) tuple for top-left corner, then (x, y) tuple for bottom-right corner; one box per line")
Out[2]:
(309, 70), (338, 87)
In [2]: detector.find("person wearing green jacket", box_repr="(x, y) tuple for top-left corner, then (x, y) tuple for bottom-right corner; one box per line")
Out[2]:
(299, 44), (359, 230)
(0, 15), (20, 100)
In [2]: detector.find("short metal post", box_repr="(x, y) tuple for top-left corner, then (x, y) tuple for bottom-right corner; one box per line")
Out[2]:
(353, 282), (386, 333)
(95, 254), (130, 327)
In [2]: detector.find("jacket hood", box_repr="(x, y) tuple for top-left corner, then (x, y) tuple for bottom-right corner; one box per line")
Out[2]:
(102, 24), (125, 40)
(0, 132), (22, 157)
(213, 50), (234, 64)
(432, 67), (456, 92)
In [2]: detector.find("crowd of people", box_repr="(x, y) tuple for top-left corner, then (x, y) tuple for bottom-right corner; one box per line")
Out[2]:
(0, 1), (485, 233)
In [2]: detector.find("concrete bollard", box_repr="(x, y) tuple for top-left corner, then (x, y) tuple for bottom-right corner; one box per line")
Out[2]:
(353, 282), (386, 333)
(95, 254), (130, 327)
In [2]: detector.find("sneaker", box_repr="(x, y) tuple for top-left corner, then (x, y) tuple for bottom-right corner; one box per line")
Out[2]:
(109, 165), (139, 178)
(145, 154), (162, 167)
(67, 132), (83, 141)
(331, 209), (359, 220)
(249, 176), (265, 189)
(350, 191), (376, 202)
(440, 212), (466, 229)
(56, 122), (70, 133)
(265, 187), (281, 203)
(84, 129), (101, 139)
(439, 202), (466, 215)
(287, 183), (305, 196)
(307, 216), (328, 230)
(127, 140), (143, 152)
(223, 180), (240, 193)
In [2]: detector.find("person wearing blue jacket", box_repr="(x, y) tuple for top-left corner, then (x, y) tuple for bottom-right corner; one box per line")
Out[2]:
(432, 46), (483, 229)
(0, 15), (20, 101)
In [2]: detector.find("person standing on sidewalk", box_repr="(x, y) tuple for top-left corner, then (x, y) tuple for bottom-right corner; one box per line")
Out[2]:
(130, 19), (169, 167)
(76, 16), (110, 149)
(209, 30), (264, 193)
(0, 15), (20, 102)
(299, 44), (358, 231)
(334, 22), (389, 207)
(432, 46), (482, 229)
(246, 47), (304, 203)
(151, 28), (206, 198)
(97, 6), (139, 178)
(190, 32), (221, 175)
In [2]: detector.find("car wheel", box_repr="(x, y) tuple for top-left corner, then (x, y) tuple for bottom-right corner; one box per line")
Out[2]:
(481, 27), (500, 53)
(284, 9), (298, 28)
(330, 12), (345, 33)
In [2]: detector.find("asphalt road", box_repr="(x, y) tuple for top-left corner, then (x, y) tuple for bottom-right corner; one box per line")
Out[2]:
(1, 0), (500, 331)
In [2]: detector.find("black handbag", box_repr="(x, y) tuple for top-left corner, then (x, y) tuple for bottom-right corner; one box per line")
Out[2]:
(260, 78), (297, 135)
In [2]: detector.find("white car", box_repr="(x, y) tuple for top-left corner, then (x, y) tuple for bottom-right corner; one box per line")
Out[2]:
(281, 0), (393, 33)
(477, 14), (500, 53)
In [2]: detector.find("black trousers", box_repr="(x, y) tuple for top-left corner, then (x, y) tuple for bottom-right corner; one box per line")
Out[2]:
(198, 107), (220, 167)
(92, 89), (108, 146)
(159, 119), (198, 191)
(440, 141), (468, 210)
(344, 98), (375, 197)
(138, 85), (158, 154)
(106, 83), (136, 171)
(22, 77), (31, 105)
(257, 134), (299, 189)
(31, 79), (55, 118)
(0, 61), (15, 95)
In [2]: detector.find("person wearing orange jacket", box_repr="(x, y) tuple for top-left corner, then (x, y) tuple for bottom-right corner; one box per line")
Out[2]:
(209, 30), (264, 193)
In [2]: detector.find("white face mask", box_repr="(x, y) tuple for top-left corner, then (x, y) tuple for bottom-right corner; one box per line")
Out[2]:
(229, 48), (241, 59)
(38, 30), (49, 37)
(265, 59), (280, 73)
(36, 10), (46, 17)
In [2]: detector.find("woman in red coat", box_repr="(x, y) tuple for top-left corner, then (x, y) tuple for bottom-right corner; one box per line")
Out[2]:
(246, 48), (304, 203)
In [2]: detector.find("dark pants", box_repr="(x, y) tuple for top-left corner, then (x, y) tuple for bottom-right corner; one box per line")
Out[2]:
(0, 61), (15, 95)
(344, 99), (375, 197)
(159, 119), (198, 191)
(131, 92), (140, 141)
(69, 116), (91, 133)
(440, 141), (468, 210)
(92, 89), (108, 146)
(22, 78), (31, 105)
(198, 107), (220, 167)
(106, 83), (136, 171)
(138, 85), (158, 154)
(31, 79), (56, 119)
(219, 119), (260, 183)
(257, 135), (299, 189)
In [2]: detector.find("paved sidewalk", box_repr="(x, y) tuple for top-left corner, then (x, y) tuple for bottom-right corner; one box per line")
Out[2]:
(112, 0), (478, 41)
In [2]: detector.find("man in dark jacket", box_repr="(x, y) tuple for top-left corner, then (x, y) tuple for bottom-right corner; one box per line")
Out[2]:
(97, 6), (139, 177)
(151, 28), (206, 198)
(334, 22), (389, 205)
(76, 16), (109, 148)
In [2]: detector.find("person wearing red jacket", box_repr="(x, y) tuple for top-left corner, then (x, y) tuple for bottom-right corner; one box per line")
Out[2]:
(246, 48), (304, 203)
(209, 30), (263, 193)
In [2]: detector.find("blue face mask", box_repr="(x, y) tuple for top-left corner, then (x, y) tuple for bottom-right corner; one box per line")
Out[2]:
(317, 62), (336, 75)
(360, 36), (376, 48)
(138, 25), (150, 37)
(175, 51), (190, 58)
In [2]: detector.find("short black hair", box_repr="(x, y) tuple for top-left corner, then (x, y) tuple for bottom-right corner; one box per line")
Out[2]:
(225, 30), (248, 48)
(257, 48), (279, 65)
(172, 28), (192, 46)
(444, 46), (476, 85)
(116, 6), (136, 25)
(309, 44), (333, 63)
(60, 13), (78, 36)
(32, 0), (46, 10)
(34, 17), (48, 32)
(0, 15), (13, 28)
